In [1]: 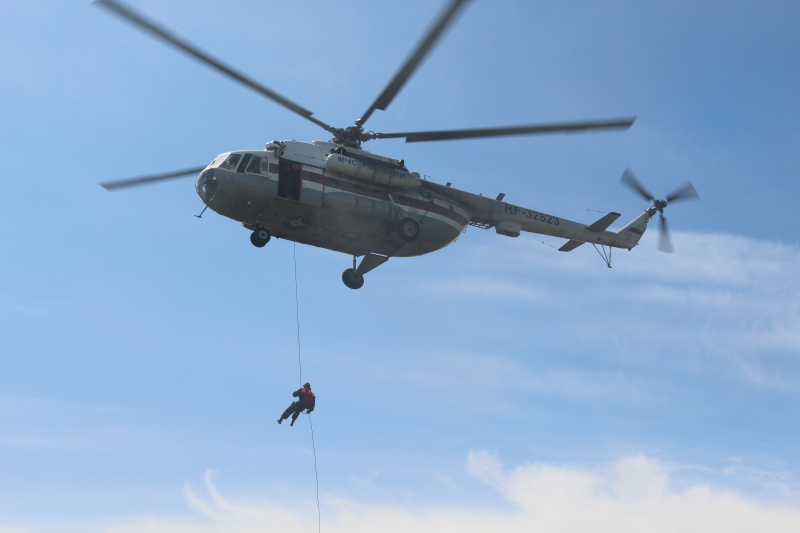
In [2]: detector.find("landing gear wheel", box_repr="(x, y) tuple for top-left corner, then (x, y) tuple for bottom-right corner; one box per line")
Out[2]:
(250, 228), (271, 247)
(342, 268), (365, 290)
(397, 218), (420, 242)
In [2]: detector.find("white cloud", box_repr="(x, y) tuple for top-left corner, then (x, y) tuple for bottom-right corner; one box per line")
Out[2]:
(12, 454), (796, 533)
(465, 452), (800, 533)
(440, 230), (800, 292)
(428, 231), (800, 387)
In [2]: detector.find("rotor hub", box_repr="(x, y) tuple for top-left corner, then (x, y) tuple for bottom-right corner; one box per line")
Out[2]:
(331, 123), (368, 148)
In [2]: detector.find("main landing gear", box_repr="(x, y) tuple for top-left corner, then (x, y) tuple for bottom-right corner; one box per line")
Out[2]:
(396, 217), (420, 242)
(342, 268), (365, 290)
(250, 227), (271, 247)
(342, 253), (389, 290)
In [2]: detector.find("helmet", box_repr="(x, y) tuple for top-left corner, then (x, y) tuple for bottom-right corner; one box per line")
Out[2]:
(304, 382), (311, 388)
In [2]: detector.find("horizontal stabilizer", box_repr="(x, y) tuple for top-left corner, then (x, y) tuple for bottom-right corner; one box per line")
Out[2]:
(559, 239), (585, 252)
(586, 212), (621, 232)
(559, 212), (621, 252)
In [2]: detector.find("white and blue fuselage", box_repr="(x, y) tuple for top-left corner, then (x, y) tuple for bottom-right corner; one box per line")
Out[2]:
(196, 140), (468, 259)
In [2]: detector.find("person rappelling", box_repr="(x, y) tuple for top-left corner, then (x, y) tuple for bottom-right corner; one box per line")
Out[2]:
(277, 382), (315, 426)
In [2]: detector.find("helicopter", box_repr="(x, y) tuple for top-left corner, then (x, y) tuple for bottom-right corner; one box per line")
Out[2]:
(97, 0), (697, 289)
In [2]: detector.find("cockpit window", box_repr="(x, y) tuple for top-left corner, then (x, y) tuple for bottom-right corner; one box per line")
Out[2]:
(220, 153), (241, 170)
(245, 155), (266, 175)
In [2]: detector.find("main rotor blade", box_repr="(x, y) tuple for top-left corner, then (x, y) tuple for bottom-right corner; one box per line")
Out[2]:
(95, 0), (334, 133)
(666, 182), (699, 204)
(620, 168), (655, 202)
(658, 214), (674, 253)
(100, 166), (206, 191)
(359, 0), (470, 126)
(372, 117), (636, 143)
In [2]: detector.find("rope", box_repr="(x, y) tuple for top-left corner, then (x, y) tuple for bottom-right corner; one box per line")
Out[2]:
(293, 243), (302, 381)
(308, 414), (321, 533)
(292, 243), (321, 533)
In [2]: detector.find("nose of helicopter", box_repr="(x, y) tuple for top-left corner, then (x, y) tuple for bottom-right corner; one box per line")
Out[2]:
(196, 168), (217, 203)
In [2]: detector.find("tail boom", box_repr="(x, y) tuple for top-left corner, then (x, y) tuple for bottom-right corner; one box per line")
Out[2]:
(558, 209), (651, 252)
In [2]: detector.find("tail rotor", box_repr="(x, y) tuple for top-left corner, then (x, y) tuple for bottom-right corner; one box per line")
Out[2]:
(620, 168), (698, 253)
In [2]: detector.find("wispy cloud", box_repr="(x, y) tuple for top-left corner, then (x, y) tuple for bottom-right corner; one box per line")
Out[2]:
(413, 231), (800, 389)
(464, 451), (800, 532)
(14, 454), (798, 533)
(0, 395), (142, 452)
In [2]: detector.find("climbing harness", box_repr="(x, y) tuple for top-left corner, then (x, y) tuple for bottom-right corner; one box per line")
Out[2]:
(292, 243), (321, 533)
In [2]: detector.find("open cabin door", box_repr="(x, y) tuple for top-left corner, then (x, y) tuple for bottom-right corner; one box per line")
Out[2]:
(278, 159), (301, 201)
(278, 159), (322, 207)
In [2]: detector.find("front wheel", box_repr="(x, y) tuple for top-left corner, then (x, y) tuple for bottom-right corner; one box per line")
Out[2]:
(250, 228), (271, 247)
(342, 268), (365, 290)
(397, 218), (420, 242)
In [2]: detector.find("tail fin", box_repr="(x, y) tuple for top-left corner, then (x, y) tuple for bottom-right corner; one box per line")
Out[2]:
(616, 210), (652, 250)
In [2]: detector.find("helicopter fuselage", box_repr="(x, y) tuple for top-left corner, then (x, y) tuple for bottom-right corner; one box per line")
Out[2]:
(196, 140), (468, 259)
(195, 139), (654, 281)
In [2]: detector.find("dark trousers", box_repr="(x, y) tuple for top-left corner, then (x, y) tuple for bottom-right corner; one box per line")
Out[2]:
(280, 401), (304, 424)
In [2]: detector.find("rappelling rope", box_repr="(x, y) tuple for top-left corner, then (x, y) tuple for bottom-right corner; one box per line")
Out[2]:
(308, 413), (321, 533)
(293, 243), (303, 380)
(292, 243), (321, 533)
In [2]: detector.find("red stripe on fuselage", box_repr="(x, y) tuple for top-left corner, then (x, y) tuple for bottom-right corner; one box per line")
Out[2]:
(299, 168), (468, 227)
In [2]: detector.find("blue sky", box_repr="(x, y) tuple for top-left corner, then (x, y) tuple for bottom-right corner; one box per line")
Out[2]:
(1, 1), (799, 532)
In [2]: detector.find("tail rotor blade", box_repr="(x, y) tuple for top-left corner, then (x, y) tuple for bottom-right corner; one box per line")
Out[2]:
(620, 170), (696, 252)
(658, 214), (674, 253)
(620, 168), (655, 202)
(665, 182), (699, 204)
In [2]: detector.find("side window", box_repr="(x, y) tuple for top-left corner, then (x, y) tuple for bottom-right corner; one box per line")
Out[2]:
(245, 155), (264, 175)
(220, 153), (241, 170)
(237, 153), (253, 173)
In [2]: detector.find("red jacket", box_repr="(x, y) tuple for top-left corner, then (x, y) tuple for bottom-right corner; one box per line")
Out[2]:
(293, 387), (316, 410)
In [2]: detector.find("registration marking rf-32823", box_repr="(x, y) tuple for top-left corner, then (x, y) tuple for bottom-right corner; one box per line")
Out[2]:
(504, 204), (560, 225)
